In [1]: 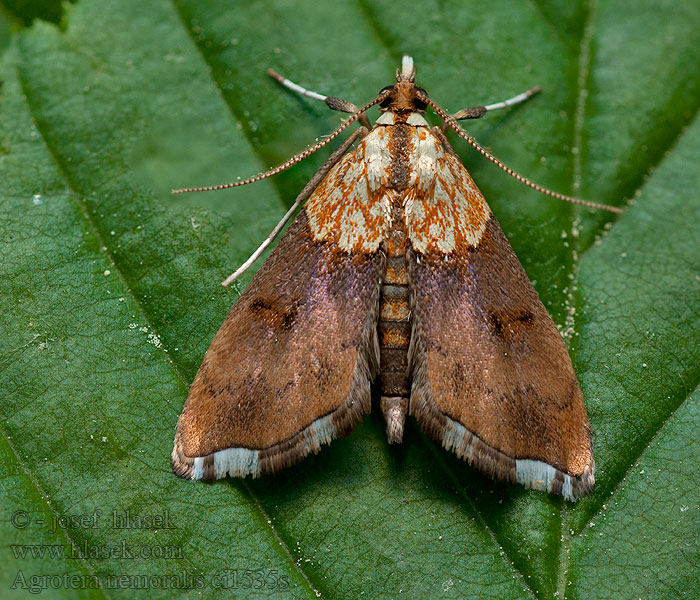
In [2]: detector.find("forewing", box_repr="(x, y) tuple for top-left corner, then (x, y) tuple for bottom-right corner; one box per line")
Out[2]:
(407, 150), (594, 501)
(173, 210), (383, 479)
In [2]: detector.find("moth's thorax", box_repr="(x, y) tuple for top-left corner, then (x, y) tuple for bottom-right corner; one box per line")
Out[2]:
(376, 111), (430, 126)
(305, 114), (491, 254)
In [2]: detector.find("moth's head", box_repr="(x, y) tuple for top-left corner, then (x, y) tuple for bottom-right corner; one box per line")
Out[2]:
(378, 55), (428, 114)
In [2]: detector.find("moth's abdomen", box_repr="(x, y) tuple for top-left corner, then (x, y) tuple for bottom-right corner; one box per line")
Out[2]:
(378, 204), (411, 443)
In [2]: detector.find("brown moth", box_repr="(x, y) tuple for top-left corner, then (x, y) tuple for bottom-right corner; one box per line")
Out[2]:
(172, 57), (620, 501)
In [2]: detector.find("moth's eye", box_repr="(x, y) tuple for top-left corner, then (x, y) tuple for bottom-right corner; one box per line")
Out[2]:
(378, 85), (395, 108)
(413, 87), (428, 110)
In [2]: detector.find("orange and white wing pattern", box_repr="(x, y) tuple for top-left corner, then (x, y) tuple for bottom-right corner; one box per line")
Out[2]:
(404, 127), (491, 254)
(305, 126), (394, 252)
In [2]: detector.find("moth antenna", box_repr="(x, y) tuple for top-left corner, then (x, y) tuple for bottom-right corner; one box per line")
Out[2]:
(172, 92), (387, 195)
(419, 93), (623, 214)
(221, 126), (368, 287)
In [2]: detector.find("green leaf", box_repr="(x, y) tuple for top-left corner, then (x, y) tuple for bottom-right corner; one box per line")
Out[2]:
(0, 0), (65, 25)
(1, 1), (698, 598)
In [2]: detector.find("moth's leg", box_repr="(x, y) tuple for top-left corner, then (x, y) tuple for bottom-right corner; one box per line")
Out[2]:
(222, 126), (369, 287)
(268, 68), (372, 129)
(441, 85), (542, 130)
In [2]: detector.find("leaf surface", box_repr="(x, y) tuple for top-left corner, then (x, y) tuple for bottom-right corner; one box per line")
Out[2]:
(1, 1), (698, 598)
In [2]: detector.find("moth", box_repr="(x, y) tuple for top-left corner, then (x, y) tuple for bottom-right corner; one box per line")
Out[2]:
(172, 57), (620, 501)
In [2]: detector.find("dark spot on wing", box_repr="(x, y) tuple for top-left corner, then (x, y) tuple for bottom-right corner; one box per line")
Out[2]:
(250, 298), (299, 331)
(488, 309), (535, 338)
